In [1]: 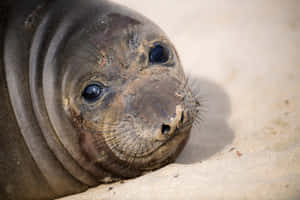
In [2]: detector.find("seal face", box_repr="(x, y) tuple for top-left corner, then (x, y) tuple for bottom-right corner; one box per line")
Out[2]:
(1, 0), (200, 199)
(62, 9), (200, 180)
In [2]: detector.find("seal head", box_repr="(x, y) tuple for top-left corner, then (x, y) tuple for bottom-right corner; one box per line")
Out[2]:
(21, 1), (200, 183)
(61, 6), (200, 180)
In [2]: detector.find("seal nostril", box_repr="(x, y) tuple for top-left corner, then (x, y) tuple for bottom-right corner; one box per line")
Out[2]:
(180, 112), (184, 123)
(161, 124), (171, 135)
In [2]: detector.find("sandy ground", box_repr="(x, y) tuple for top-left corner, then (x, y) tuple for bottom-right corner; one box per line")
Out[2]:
(60, 0), (300, 199)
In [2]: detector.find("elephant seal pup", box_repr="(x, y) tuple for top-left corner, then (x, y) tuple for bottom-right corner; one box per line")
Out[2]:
(0, 0), (200, 199)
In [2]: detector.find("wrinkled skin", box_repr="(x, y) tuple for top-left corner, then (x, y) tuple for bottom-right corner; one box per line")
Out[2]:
(0, 0), (199, 199)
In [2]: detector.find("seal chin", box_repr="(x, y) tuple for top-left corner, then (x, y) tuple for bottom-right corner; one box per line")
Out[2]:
(100, 120), (192, 172)
(105, 109), (193, 163)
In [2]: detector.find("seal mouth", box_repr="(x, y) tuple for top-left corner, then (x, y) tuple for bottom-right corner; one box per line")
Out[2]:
(101, 105), (195, 158)
(139, 119), (194, 158)
(137, 122), (193, 171)
(98, 110), (194, 171)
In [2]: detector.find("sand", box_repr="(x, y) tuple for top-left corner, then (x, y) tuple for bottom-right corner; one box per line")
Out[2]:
(59, 0), (300, 199)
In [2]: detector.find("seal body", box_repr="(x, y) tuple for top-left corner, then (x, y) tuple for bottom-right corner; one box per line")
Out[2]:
(0, 0), (199, 199)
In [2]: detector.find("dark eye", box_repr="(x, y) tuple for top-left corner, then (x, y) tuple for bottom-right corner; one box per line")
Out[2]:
(149, 44), (169, 63)
(82, 83), (103, 102)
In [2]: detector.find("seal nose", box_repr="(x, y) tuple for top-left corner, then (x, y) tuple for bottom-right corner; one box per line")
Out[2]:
(159, 106), (187, 138)
(125, 76), (192, 141)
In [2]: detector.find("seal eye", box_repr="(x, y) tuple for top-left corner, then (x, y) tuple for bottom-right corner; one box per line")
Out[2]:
(149, 44), (169, 63)
(82, 83), (103, 102)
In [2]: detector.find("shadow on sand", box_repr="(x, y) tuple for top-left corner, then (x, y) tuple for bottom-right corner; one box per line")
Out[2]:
(176, 75), (234, 164)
